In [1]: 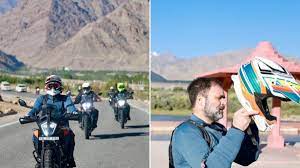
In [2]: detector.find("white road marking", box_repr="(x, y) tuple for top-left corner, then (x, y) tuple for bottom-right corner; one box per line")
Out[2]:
(0, 120), (19, 129)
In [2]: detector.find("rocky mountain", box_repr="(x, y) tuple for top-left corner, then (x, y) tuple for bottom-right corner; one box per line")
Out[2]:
(0, 0), (148, 71)
(151, 71), (167, 82)
(152, 49), (253, 81)
(0, 50), (24, 71)
(152, 48), (300, 81)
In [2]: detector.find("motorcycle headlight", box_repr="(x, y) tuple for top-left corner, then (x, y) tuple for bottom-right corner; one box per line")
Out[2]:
(117, 100), (126, 106)
(82, 102), (92, 111)
(41, 122), (57, 136)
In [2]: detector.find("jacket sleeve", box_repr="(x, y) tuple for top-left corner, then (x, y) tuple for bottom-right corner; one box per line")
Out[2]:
(93, 92), (101, 101)
(27, 96), (43, 117)
(234, 123), (260, 166)
(65, 96), (77, 113)
(74, 93), (82, 104)
(173, 125), (245, 168)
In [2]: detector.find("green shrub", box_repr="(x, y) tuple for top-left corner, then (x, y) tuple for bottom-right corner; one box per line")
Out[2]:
(151, 88), (191, 111)
(152, 87), (300, 118)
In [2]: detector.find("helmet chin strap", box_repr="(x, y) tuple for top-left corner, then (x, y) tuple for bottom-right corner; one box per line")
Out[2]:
(232, 75), (273, 132)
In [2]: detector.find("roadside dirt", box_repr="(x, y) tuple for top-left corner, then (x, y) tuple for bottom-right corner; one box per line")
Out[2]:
(0, 94), (32, 117)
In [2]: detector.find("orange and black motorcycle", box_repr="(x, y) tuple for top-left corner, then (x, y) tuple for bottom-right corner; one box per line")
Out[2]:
(19, 99), (79, 168)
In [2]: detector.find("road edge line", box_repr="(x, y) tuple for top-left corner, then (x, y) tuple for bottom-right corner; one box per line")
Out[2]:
(0, 120), (19, 129)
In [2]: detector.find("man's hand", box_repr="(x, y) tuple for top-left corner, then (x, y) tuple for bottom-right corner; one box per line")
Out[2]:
(232, 108), (259, 131)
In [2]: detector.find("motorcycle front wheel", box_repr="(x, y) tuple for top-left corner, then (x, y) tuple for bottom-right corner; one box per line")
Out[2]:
(83, 115), (90, 139)
(119, 111), (126, 129)
(43, 149), (54, 168)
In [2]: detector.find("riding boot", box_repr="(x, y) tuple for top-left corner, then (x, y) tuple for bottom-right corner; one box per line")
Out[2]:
(127, 106), (131, 120)
(127, 112), (131, 120)
(92, 109), (99, 128)
(68, 156), (76, 167)
(113, 107), (118, 121)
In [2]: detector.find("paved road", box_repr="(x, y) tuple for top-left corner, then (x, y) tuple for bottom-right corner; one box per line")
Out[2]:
(0, 90), (37, 99)
(0, 100), (149, 168)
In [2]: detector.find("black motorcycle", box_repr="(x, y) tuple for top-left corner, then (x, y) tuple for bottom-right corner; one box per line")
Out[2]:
(79, 101), (96, 139)
(108, 91), (115, 107)
(114, 92), (133, 129)
(19, 99), (79, 168)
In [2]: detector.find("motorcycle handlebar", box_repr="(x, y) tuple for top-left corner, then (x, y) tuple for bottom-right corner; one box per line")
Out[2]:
(19, 116), (37, 124)
(19, 113), (80, 124)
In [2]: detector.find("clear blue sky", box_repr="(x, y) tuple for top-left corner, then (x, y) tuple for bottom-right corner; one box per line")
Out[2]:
(151, 1), (300, 58)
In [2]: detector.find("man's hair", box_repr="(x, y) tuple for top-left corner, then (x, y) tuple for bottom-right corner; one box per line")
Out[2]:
(187, 77), (222, 108)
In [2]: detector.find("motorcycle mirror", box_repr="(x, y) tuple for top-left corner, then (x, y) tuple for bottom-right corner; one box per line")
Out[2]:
(18, 99), (27, 107)
(19, 116), (36, 124)
(19, 117), (26, 124)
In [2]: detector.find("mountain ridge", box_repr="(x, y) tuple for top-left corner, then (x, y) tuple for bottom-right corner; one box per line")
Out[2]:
(152, 49), (300, 81)
(0, 0), (148, 71)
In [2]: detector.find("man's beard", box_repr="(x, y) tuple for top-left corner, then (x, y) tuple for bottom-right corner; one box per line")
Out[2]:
(204, 98), (224, 122)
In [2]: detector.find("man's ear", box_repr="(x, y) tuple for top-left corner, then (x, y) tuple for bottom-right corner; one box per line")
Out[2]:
(196, 94), (206, 108)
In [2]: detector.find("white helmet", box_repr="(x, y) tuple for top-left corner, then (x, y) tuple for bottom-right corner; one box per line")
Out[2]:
(232, 57), (300, 131)
(82, 82), (91, 94)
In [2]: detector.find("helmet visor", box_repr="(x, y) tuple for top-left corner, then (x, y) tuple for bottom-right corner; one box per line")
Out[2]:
(45, 82), (61, 90)
(83, 87), (91, 93)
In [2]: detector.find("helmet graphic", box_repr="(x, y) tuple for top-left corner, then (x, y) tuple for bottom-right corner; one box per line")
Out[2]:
(232, 57), (300, 131)
(45, 75), (62, 96)
(82, 82), (91, 94)
(117, 83), (125, 92)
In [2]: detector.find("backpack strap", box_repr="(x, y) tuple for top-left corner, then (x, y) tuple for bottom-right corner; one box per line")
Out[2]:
(187, 120), (213, 150)
(169, 120), (212, 168)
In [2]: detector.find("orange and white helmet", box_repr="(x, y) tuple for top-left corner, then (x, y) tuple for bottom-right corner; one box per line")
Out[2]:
(232, 57), (300, 131)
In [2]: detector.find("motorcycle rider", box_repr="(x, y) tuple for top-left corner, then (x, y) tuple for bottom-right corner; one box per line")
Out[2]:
(74, 82), (101, 129)
(35, 86), (40, 95)
(108, 86), (116, 95)
(66, 89), (72, 97)
(108, 86), (116, 106)
(77, 86), (82, 94)
(26, 75), (78, 168)
(112, 82), (133, 121)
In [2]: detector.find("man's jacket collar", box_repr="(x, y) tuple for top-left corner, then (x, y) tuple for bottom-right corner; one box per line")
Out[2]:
(190, 114), (210, 127)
